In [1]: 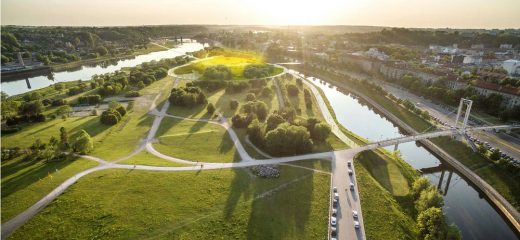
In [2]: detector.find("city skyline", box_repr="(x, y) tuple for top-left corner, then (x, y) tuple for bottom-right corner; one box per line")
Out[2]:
(2, 0), (520, 29)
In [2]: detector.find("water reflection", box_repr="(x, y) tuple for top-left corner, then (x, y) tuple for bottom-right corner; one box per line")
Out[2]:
(1, 42), (205, 96)
(308, 77), (518, 240)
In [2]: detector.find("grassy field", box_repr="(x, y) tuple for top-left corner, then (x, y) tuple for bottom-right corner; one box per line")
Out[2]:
(118, 151), (190, 167)
(174, 49), (283, 80)
(354, 151), (419, 240)
(10, 166), (330, 239)
(153, 118), (239, 163)
(1, 157), (99, 222)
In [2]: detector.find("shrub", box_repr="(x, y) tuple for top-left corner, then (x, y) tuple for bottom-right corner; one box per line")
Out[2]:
(203, 65), (232, 80)
(286, 84), (299, 96)
(261, 87), (273, 98)
(265, 123), (313, 156)
(244, 64), (274, 79)
(125, 91), (140, 97)
(229, 100), (239, 110)
(78, 95), (101, 105)
(100, 109), (121, 125)
(232, 113), (255, 128)
(247, 119), (266, 147)
(207, 103), (216, 114)
(241, 101), (268, 121)
(246, 93), (256, 101)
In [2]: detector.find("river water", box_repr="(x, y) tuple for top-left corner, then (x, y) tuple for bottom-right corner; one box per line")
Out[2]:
(1, 42), (205, 96)
(307, 77), (518, 239)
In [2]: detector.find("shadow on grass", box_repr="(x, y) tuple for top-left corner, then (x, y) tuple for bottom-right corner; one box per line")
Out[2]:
(357, 151), (394, 195)
(245, 166), (315, 239)
(70, 117), (111, 138)
(1, 157), (79, 198)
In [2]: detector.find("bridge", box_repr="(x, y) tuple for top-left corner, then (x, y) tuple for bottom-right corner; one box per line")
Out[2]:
(352, 124), (519, 153)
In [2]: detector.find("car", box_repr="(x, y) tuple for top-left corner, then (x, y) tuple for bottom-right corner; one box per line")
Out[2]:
(330, 226), (337, 232)
(333, 186), (337, 193)
(350, 183), (355, 190)
(333, 198), (338, 207)
(334, 192), (339, 200)
(347, 161), (352, 167)
(332, 208), (338, 216)
(348, 169), (353, 175)
(352, 210), (358, 218)
(331, 217), (337, 226)
(331, 229), (337, 238)
(354, 221), (360, 229)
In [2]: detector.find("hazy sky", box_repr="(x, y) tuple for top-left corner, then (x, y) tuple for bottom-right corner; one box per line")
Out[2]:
(2, 0), (519, 28)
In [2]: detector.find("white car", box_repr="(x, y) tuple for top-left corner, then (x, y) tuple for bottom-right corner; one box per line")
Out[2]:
(348, 169), (353, 175)
(354, 221), (360, 229)
(331, 217), (337, 226)
(334, 192), (339, 200)
(352, 210), (358, 218)
(350, 183), (355, 190)
(333, 186), (337, 193)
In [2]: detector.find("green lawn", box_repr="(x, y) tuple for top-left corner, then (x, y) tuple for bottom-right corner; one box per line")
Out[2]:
(9, 166), (329, 239)
(90, 76), (176, 161)
(354, 152), (419, 240)
(174, 51), (283, 80)
(1, 157), (99, 222)
(118, 151), (190, 167)
(153, 118), (239, 163)
(2, 116), (110, 149)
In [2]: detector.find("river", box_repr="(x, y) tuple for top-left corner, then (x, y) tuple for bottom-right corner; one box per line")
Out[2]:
(308, 78), (518, 239)
(1, 42), (205, 96)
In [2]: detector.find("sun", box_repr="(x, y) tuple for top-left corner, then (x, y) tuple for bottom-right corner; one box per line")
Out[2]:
(253, 0), (340, 25)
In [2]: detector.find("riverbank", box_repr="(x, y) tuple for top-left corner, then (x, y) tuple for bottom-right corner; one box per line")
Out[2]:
(291, 65), (520, 234)
(50, 43), (170, 72)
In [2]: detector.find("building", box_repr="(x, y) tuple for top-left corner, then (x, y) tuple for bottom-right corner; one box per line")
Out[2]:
(471, 81), (520, 109)
(502, 59), (520, 76)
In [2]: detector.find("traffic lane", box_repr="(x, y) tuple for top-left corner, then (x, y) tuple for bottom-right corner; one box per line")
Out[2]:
(333, 158), (359, 240)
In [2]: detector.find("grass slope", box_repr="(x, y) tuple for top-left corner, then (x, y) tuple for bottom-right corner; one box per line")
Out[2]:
(10, 166), (329, 239)
(1, 157), (99, 222)
(355, 152), (419, 240)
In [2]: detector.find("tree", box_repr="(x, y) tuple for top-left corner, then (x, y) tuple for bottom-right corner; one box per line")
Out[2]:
(489, 148), (501, 161)
(266, 114), (286, 131)
(286, 84), (299, 96)
(265, 123), (313, 156)
(412, 177), (431, 198)
(207, 103), (216, 115)
(229, 100), (239, 110)
(247, 119), (266, 147)
(477, 144), (488, 155)
(56, 105), (72, 117)
(20, 100), (44, 116)
(73, 130), (93, 154)
(311, 122), (331, 142)
(417, 207), (446, 240)
(59, 127), (69, 150)
(96, 46), (108, 56)
(246, 93), (256, 101)
(415, 187), (443, 212)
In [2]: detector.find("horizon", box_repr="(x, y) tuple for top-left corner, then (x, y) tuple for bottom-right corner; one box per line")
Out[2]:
(2, 0), (520, 29)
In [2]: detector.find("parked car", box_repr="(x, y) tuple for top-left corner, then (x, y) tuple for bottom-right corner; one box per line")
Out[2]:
(333, 187), (337, 193)
(350, 183), (355, 191)
(354, 221), (360, 229)
(331, 217), (337, 226)
(331, 229), (337, 238)
(334, 192), (339, 200)
(332, 208), (338, 216)
(347, 161), (352, 167)
(352, 210), (358, 218)
(348, 169), (353, 175)
(333, 198), (338, 207)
